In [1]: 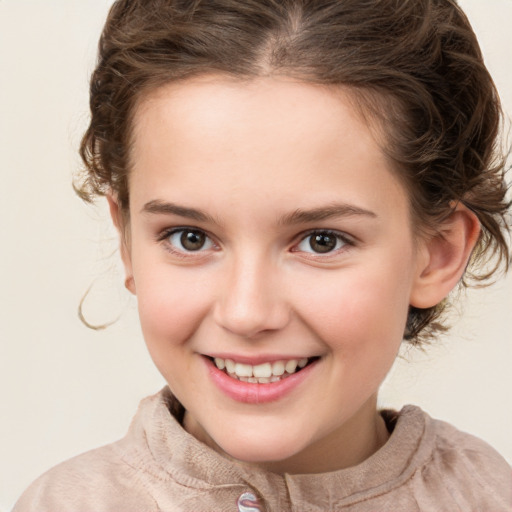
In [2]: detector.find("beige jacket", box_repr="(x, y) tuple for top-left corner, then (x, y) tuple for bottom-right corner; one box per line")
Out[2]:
(13, 388), (512, 512)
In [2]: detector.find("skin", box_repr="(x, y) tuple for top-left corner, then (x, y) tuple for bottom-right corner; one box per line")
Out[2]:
(110, 76), (480, 474)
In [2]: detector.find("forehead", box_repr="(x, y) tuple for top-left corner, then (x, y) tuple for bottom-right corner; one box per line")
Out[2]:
(128, 76), (409, 224)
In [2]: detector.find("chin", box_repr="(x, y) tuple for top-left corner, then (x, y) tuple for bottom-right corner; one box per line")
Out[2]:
(213, 427), (307, 465)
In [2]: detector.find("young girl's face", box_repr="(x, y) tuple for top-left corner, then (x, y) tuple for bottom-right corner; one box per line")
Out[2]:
(118, 76), (430, 473)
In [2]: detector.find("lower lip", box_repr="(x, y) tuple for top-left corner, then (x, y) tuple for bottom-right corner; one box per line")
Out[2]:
(204, 357), (320, 404)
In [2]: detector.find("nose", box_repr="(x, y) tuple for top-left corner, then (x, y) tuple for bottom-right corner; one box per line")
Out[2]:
(213, 254), (290, 339)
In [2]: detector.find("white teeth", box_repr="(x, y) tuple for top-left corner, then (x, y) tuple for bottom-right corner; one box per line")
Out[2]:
(213, 356), (312, 383)
(235, 363), (253, 378)
(253, 362), (272, 378)
(225, 359), (236, 374)
(285, 359), (298, 374)
(271, 361), (285, 376)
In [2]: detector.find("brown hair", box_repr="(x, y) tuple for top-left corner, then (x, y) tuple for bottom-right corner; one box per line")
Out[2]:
(77, 0), (511, 344)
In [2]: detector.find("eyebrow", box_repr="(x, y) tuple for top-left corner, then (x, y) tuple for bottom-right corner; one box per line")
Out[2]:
(141, 200), (217, 223)
(278, 203), (377, 225)
(141, 199), (377, 225)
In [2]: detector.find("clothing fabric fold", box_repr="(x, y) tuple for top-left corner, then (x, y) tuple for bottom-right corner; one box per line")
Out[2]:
(14, 387), (512, 512)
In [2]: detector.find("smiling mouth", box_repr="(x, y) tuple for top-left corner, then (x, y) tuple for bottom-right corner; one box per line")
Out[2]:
(208, 356), (320, 384)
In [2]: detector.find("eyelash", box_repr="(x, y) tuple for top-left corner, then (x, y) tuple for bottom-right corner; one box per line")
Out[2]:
(156, 227), (355, 258)
(293, 229), (355, 257)
(157, 227), (218, 258)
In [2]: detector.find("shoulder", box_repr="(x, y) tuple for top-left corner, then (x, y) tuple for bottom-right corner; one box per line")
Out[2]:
(11, 390), (175, 512)
(12, 441), (157, 512)
(401, 406), (512, 510)
(428, 411), (511, 475)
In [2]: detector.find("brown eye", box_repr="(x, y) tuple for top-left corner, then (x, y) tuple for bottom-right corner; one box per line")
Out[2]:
(180, 230), (206, 251)
(295, 230), (348, 254)
(309, 233), (337, 253)
(166, 229), (214, 253)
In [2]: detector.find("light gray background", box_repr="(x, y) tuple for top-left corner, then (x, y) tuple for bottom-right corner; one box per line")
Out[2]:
(1, 1), (511, 509)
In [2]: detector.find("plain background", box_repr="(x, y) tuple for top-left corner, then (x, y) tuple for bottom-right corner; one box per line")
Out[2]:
(1, 0), (511, 509)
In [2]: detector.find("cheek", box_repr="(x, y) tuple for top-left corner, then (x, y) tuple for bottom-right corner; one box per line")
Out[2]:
(298, 269), (410, 402)
(296, 253), (414, 354)
(133, 263), (213, 352)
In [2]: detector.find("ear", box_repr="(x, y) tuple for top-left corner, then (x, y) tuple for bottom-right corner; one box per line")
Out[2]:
(107, 195), (136, 295)
(410, 203), (480, 309)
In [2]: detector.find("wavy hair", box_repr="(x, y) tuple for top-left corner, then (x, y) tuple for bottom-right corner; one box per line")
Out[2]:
(77, 0), (511, 343)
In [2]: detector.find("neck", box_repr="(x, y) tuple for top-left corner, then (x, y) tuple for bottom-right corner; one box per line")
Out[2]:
(258, 398), (390, 474)
(184, 394), (390, 475)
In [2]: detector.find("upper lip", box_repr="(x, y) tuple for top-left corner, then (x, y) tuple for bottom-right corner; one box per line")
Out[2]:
(203, 353), (319, 365)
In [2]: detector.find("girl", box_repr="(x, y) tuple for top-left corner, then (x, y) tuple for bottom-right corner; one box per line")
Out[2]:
(13, 0), (511, 510)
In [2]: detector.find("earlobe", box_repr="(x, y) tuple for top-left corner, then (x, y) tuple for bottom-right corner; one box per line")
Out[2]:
(107, 195), (136, 295)
(124, 276), (136, 295)
(410, 204), (481, 309)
